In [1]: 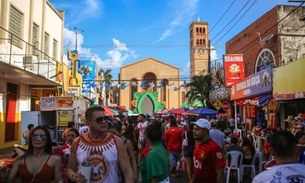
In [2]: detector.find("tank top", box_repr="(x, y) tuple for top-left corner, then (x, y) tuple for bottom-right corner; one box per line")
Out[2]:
(76, 132), (119, 183)
(18, 155), (53, 183)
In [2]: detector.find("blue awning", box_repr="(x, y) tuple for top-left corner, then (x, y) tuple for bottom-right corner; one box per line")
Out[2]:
(258, 94), (273, 106)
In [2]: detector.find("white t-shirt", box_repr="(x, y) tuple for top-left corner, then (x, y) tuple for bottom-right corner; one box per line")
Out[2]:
(137, 121), (148, 140)
(252, 163), (305, 183)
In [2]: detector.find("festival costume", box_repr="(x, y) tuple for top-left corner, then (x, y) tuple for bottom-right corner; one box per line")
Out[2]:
(140, 142), (170, 183)
(18, 155), (53, 183)
(253, 163), (305, 183)
(76, 132), (119, 183)
(193, 139), (225, 183)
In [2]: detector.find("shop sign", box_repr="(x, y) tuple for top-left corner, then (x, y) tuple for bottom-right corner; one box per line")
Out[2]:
(40, 97), (74, 111)
(68, 87), (80, 96)
(224, 54), (245, 87)
(230, 67), (272, 100)
(213, 100), (222, 111)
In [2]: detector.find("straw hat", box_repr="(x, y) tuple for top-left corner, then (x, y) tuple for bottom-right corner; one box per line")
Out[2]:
(255, 125), (262, 131)
(284, 116), (294, 123)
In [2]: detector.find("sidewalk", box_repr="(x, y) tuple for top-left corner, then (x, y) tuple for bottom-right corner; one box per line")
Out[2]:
(0, 147), (14, 159)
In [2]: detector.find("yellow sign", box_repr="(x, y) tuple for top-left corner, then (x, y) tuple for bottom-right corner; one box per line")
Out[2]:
(213, 100), (222, 110)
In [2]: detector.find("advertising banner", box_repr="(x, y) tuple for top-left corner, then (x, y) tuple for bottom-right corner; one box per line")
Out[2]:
(273, 57), (305, 100)
(79, 61), (96, 94)
(230, 67), (272, 100)
(40, 97), (74, 111)
(224, 54), (245, 87)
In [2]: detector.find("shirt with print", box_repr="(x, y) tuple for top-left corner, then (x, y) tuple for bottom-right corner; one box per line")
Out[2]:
(193, 139), (225, 183)
(164, 126), (183, 152)
(137, 121), (148, 140)
(140, 142), (169, 183)
(252, 163), (305, 183)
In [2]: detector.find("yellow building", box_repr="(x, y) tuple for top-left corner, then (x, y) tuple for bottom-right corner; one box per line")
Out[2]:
(0, 0), (64, 148)
(119, 58), (184, 112)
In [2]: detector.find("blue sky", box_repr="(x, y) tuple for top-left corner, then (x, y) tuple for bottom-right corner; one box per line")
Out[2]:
(49, 0), (301, 80)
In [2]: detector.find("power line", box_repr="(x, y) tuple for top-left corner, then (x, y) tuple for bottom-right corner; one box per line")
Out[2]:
(210, 0), (252, 42)
(213, 0), (258, 46)
(209, 0), (237, 34)
(231, 2), (305, 54)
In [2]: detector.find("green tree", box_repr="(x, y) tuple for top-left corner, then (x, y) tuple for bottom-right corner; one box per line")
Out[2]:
(98, 69), (113, 105)
(185, 73), (212, 108)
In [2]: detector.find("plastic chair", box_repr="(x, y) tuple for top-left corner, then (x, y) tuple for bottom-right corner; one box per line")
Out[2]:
(251, 134), (259, 149)
(225, 151), (244, 183)
(241, 149), (260, 179)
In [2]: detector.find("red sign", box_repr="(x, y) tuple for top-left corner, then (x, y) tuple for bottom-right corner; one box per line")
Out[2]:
(222, 101), (230, 111)
(224, 54), (245, 87)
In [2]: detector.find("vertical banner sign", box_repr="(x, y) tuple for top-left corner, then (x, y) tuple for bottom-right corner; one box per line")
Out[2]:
(224, 54), (245, 87)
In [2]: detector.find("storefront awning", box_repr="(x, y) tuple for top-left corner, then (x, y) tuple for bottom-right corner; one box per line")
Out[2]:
(236, 94), (272, 106)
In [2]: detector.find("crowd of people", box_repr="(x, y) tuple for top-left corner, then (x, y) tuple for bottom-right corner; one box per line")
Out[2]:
(1, 106), (305, 183)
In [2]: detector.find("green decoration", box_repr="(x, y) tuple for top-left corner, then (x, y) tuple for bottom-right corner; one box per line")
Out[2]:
(132, 90), (164, 114)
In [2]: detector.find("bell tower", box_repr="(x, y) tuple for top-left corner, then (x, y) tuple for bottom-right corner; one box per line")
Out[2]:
(189, 19), (210, 77)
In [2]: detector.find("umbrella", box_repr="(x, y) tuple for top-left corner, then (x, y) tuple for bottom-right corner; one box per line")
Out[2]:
(169, 107), (188, 115)
(102, 106), (116, 116)
(114, 106), (128, 113)
(186, 107), (217, 116)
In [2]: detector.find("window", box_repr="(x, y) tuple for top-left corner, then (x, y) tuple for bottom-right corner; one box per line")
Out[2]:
(9, 6), (23, 47)
(32, 23), (39, 55)
(161, 79), (168, 102)
(255, 48), (275, 72)
(53, 39), (58, 60)
(43, 32), (49, 60)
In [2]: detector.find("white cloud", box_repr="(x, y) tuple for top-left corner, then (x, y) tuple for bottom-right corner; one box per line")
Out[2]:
(186, 61), (190, 69)
(52, 0), (102, 26)
(210, 45), (218, 61)
(63, 28), (137, 69)
(154, 0), (199, 43)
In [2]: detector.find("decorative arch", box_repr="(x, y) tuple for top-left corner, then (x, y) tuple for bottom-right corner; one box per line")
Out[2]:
(143, 72), (157, 91)
(255, 48), (276, 72)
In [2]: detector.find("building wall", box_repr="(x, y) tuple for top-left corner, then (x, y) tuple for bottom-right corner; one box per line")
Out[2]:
(225, 6), (278, 76)
(119, 58), (181, 110)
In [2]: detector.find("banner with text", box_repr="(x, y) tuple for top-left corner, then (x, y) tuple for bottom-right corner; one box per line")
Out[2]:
(224, 54), (245, 87)
(230, 67), (272, 100)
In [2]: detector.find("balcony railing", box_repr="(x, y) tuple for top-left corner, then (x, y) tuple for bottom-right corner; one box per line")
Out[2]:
(0, 27), (61, 83)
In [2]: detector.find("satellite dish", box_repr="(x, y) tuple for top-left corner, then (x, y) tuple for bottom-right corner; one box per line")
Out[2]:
(260, 34), (274, 44)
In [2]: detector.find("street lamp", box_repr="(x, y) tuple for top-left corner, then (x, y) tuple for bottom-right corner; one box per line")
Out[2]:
(74, 27), (84, 51)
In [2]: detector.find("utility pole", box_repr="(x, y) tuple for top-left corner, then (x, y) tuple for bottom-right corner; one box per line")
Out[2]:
(74, 27), (83, 51)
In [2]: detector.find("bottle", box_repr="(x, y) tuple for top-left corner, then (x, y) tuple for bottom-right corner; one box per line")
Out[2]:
(181, 160), (186, 171)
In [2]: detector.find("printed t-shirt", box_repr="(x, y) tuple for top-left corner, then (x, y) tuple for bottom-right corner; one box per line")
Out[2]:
(140, 142), (169, 183)
(164, 126), (183, 152)
(137, 121), (148, 140)
(193, 139), (225, 183)
(252, 163), (305, 183)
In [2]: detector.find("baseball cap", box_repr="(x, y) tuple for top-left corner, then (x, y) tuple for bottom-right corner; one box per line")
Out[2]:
(193, 118), (211, 129)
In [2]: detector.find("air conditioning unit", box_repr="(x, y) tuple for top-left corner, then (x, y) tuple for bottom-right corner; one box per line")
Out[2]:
(23, 55), (36, 71)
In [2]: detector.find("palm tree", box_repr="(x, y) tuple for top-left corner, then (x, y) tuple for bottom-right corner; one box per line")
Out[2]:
(98, 69), (113, 106)
(185, 73), (212, 108)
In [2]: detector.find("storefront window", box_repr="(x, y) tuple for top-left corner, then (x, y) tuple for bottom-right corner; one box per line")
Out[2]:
(284, 103), (297, 117)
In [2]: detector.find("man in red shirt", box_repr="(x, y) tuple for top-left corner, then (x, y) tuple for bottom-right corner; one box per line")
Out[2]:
(192, 118), (225, 183)
(164, 115), (183, 177)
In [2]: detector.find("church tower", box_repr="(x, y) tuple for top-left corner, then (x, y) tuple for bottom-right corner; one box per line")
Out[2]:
(189, 18), (210, 77)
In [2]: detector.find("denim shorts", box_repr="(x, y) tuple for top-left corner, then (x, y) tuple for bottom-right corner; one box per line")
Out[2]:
(169, 151), (180, 167)
(184, 146), (195, 158)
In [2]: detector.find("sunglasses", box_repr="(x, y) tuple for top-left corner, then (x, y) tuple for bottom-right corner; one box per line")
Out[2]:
(91, 116), (109, 124)
(31, 134), (48, 141)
